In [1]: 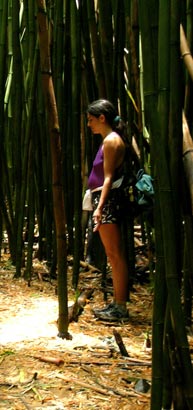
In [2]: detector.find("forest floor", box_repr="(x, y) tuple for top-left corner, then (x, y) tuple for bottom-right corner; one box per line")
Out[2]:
(0, 253), (154, 410)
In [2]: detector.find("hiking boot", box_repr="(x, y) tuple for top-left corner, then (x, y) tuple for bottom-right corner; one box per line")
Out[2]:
(93, 303), (129, 322)
(92, 302), (115, 315)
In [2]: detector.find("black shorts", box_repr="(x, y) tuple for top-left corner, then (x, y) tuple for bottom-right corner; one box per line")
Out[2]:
(91, 188), (124, 225)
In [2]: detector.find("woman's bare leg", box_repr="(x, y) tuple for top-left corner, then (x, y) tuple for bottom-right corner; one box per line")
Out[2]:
(99, 223), (129, 304)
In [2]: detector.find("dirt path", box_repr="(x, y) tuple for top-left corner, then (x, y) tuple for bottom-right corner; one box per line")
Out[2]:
(0, 258), (152, 409)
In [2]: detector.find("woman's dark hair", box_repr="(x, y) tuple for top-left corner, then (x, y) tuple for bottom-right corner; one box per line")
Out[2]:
(87, 99), (126, 139)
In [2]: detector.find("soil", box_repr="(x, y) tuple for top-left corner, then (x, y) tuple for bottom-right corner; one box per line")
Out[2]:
(0, 255), (153, 410)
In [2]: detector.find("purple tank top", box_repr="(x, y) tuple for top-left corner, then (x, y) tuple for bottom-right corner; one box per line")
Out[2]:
(88, 145), (104, 190)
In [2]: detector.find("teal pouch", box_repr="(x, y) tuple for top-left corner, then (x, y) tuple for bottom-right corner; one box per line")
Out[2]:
(135, 169), (154, 206)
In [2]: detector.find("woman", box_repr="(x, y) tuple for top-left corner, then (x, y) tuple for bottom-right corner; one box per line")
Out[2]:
(87, 99), (129, 322)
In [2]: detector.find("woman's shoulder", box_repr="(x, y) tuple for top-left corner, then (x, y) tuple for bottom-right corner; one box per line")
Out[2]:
(103, 133), (125, 165)
(103, 132), (123, 145)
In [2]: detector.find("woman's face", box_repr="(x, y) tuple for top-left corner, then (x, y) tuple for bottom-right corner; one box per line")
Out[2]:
(87, 114), (104, 134)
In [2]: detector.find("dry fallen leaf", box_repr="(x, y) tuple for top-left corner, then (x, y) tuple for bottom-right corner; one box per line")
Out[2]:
(0, 254), (159, 410)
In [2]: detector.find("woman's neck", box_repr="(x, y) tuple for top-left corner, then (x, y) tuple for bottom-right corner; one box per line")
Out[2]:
(101, 126), (113, 139)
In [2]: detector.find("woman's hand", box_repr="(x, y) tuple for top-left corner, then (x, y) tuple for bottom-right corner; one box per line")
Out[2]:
(92, 207), (102, 232)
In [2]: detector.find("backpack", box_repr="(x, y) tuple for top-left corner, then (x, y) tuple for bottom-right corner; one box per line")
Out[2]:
(122, 168), (154, 217)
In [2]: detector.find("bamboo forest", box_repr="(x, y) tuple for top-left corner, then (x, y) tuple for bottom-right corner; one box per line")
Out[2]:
(0, 1), (193, 409)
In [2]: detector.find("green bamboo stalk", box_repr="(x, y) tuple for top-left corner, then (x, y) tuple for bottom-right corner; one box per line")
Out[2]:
(163, 310), (176, 409)
(0, 0), (7, 139)
(12, 0), (25, 273)
(182, 0), (193, 121)
(0, 1), (3, 22)
(4, 58), (13, 113)
(79, 1), (96, 261)
(0, 2), (15, 258)
(112, 0), (126, 112)
(182, 115), (193, 328)
(1, 3), (18, 261)
(0, 186), (14, 259)
(4, 1), (14, 223)
(26, 0), (36, 92)
(15, 37), (39, 278)
(184, 0), (193, 96)
(168, 26), (186, 404)
(0, 1), (15, 248)
(21, 1), (38, 278)
(122, 2), (137, 280)
(87, 0), (106, 96)
(61, 1), (75, 255)
(53, 1), (79, 262)
(138, 2), (169, 409)
(98, 0), (113, 100)
(24, 141), (35, 282)
(20, 0), (28, 74)
(186, 0), (193, 45)
(139, 0), (193, 408)
(81, 0), (97, 102)
(169, 1), (183, 220)
(183, 214), (193, 328)
(153, 195), (168, 410)
(167, 3), (193, 405)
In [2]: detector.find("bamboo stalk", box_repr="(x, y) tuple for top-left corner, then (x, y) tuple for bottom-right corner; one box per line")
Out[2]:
(98, 0), (114, 100)
(180, 24), (193, 81)
(112, 1), (126, 112)
(14, 38), (39, 277)
(36, 0), (69, 339)
(182, 111), (193, 214)
(87, 0), (106, 96)
(138, 2), (168, 409)
(70, 0), (82, 289)
(12, 0), (24, 273)
(139, 1), (193, 409)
